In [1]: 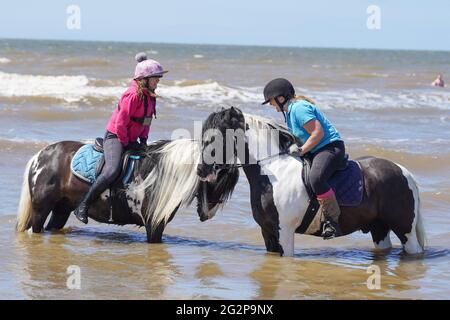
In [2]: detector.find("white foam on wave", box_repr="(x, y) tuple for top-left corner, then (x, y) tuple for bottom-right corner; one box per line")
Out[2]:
(0, 57), (11, 64)
(0, 71), (261, 105)
(0, 71), (448, 110)
(316, 88), (450, 111)
(160, 85), (450, 111)
(0, 71), (124, 103)
(158, 81), (261, 104)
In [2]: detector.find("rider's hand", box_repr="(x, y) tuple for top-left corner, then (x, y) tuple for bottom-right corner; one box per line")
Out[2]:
(288, 144), (303, 156)
(139, 138), (147, 150)
(127, 141), (141, 151)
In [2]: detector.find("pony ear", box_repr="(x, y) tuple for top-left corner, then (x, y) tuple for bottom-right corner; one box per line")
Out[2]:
(230, 106), (243, 118)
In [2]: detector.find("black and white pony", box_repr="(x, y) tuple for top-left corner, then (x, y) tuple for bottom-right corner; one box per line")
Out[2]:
(16, 139), (236, 243)
(196, 107), (426, 257)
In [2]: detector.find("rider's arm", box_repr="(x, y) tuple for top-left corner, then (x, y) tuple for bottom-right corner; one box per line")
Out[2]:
(300, 120), (324, 155)
(116, 93), (139, 146)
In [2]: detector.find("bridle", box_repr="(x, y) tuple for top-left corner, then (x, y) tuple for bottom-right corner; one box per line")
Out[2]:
(209, 135), (291, 170)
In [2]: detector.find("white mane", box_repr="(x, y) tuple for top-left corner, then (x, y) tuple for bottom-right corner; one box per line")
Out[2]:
(133, 139), (201, 232)
(242, 113), (292, 137)
(242, 113), (295, 160)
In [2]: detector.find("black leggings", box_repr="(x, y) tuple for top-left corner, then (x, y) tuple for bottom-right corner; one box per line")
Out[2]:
(309, 140), (345, 196)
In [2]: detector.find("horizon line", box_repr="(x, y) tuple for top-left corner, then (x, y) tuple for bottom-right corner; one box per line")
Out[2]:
(1, 36), (450, 54)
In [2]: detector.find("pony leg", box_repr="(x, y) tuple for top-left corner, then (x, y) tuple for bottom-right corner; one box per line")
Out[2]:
(278, 225), (295, 257)
(261, 228), (282, 254)
(369, 220), (392, 251)
(403, 231), (423, 254)
(144, 206), (178, 243)
(31, 206), (52, 233)
(45, 202), (72, 230)
(145, 222), (165, 243)
(393, 164), (426, 254)
(373, 231), (392, 250)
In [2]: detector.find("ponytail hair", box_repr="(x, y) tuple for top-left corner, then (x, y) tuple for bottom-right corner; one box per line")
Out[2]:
(292, 95), (316, 105)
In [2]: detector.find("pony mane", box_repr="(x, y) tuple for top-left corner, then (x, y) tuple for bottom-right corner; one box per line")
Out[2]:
(242, 112), (299, 148)
(202, 109), (227, 133)
(134, 139), (201, 232)
(202, 108), (297, 146)
(196, 167), (240, 215)
(243, 113), (291, 135)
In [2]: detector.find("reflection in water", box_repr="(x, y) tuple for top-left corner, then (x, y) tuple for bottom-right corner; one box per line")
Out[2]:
(14, 227), (179, 299)
(249, 248), (437, 299)
(2, 217), (448, 299)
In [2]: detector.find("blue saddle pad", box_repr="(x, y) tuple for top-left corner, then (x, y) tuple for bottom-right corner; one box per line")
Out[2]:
(71, 144), (103, 184)
(329, 160), (364, 207)
(70, 144), (140, 185)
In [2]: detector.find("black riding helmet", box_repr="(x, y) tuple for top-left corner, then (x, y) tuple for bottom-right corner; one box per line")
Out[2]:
(262, 78), (295, 105)
(262, 78), (295, 122)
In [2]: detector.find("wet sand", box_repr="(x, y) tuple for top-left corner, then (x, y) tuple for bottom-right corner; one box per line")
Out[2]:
(1, 206), (448, 300)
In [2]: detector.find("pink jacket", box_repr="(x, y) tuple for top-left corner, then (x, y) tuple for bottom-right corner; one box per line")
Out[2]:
(106, 81), (155, 146)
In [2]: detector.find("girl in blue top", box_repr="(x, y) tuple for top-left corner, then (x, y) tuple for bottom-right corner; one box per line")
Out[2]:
(262, 78), (345, 239)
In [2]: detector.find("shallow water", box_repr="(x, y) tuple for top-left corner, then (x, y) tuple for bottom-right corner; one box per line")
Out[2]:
(1, 213), (448, 300)
(0, 39), (449, 299)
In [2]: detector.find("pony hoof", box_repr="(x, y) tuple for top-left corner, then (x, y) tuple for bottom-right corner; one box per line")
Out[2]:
(74, 213), (88, 224)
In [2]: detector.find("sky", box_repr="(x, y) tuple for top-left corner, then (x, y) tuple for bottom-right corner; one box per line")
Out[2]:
(1, 0), (449, 51)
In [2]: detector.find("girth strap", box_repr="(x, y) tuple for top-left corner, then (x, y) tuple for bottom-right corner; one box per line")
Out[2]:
(296, 157), (320, 234)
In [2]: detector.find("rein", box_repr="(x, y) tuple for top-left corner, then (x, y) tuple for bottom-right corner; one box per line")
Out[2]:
(213, 150), (290, 170)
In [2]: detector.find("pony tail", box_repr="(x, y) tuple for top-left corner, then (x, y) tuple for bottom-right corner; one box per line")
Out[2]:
(16, 153), (37, 232)
(294, 95), (316, 105)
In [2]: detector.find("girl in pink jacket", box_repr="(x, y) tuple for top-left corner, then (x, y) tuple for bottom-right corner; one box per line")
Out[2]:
(74, 52), (168, 224)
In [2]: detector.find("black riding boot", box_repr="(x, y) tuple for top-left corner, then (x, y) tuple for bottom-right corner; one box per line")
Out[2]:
(73, 177), (110, 224)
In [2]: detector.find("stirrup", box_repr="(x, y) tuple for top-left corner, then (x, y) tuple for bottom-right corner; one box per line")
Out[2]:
(321, 221), (339, 240)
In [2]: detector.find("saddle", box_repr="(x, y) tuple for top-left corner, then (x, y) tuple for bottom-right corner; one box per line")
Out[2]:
(71, 138), (142, 185)
(296, 154), (364, 235)
(70, 139), (145, 224)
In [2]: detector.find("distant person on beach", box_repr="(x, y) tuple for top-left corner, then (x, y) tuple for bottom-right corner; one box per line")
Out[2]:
(262, 78), (345, 240)
(73, 52), (168, 224)
(431, 74), (445, 87)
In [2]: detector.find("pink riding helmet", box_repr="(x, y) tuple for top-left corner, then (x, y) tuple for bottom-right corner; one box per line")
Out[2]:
(134, 52), (168, 79)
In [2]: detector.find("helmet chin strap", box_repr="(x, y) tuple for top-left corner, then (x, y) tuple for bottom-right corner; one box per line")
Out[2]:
(275, 96), (287, 123)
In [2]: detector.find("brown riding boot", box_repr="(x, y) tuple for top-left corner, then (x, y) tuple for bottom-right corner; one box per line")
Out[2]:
(318, 192), (342, 240)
